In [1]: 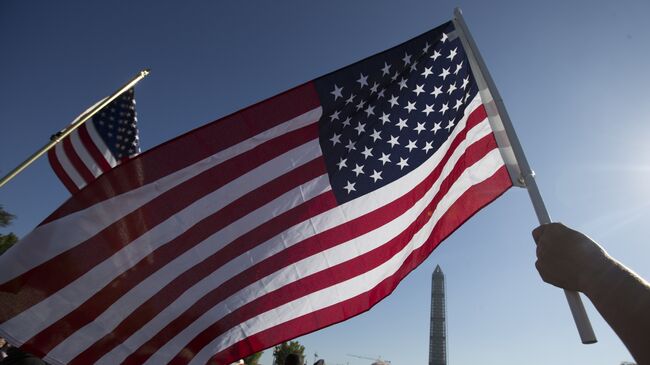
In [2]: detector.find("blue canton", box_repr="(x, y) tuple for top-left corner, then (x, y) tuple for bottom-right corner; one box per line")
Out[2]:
(91, 88), (140, 160)
(315, 22), (479, 204)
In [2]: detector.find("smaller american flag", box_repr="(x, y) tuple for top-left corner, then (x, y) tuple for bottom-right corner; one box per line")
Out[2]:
(47, 88), (140, 193)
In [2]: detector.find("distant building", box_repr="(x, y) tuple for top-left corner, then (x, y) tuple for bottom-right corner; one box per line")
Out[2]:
(429, 265), (447, 365)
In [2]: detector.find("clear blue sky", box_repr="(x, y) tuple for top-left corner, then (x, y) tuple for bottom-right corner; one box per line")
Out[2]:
(1, 1), (649, 364)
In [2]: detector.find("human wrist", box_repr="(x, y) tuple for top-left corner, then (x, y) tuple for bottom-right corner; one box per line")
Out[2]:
(581, 254), (622, 301)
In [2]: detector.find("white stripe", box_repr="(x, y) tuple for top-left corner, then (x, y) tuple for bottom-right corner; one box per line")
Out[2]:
(99, 110), (494, 364)
(85, 121), (117, 168)
(2, 138), (324, 350)
(70, 127), (103, 177)
(53, 142), (85, 189)
(0, 107), (323, 285)
(186, 149), (506, 365)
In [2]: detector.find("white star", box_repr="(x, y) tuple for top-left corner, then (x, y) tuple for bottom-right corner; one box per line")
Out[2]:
(397, 157), (409, 170)
(422, 141), (434, 153)
(421, 67), (434, 78)
(405, 140), (418, 152)
(364, 105), (375, 117)
(352, 163), (365, 176)
(413, 84), (425, 96)
(431, 50), (441, 61)
(461, 76), (470, 90)
(382, 62), (392, 76)
(439, 67), (451, 80)
(357, 73), (369, 88)
(337, 157), (347, 170)
(441, 32), (448, 43)
(422, 103), (435, 116)
(396, 118), (408, 130)
(432, 122), (442, 134)
(371, 129), (382, 142)
(354, 122), (366, 135)
(404, 101), (417, 113)
(355, 99), (366, 111)
(330, 110), (340, 121)
(388, 95), (399, 108)
(447, 82), (457, 95)
(454, 61), (464, 75)
(430, 85), (443, 98)
(398, 78), (409, 90)
(343, 181), (356, 194)
(447, 47), (458, 61)
(369, 82), (379, 94)
(445, 119), (455, 131)
(379, 153), (391, 165)
(377, 89), (385, 99)
(410, 61), (418, 72)
(414, 122), (426, 134)
(402, 52), (412, 65)
(388, 135), (400, 147)
(341, 117), (352, 128)
(453, 98), (464, 111)
(370, 169), (383, 183)
(331, 85), (343, 100)
(379, 112), (391, 124)
(422, 42), (431, 54)
(345, 93), (356, 104)
(345, 140), (357, 152)
(391, 71), (399, 81)
(439, 102), (449, 115)
(361, 146), (373, 159)
(330, 133), (341, 146)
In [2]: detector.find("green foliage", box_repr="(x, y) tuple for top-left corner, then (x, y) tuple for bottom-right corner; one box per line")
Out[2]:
(273, 341), (305, 365)
(0, 205), (18, 254)
(243, 351), (264, 365)
(0, 205), (15, 227)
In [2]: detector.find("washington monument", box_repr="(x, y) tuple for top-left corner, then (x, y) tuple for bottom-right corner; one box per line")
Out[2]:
(429, 265), (447, 365)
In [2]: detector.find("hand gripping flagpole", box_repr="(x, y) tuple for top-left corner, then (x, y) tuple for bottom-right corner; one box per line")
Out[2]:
(452, 8), (597, 344)
(0, 69), (150, 189)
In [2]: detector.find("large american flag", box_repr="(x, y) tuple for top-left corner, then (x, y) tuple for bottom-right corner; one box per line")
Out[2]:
(0, 21), (512, 365)
(47, 88), (140, 193)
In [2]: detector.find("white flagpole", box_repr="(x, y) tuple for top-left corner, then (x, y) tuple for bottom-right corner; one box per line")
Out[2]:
(452, 8), (597, 344)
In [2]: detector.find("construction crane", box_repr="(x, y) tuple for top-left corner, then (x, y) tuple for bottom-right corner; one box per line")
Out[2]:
(347, 354), (391, 365)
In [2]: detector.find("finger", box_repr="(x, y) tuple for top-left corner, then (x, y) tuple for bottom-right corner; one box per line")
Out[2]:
(536, 242), (544, 259)
(532, 223), (549, 244)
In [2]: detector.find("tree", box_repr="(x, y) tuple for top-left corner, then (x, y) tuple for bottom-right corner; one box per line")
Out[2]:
(0, 205), (18, 255)
(243, 351), (263, 365)
(273, 341), (305, 365)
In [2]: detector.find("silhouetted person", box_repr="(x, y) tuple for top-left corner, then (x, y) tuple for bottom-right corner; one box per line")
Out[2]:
(0, 347), (46, 365)
(533, 223), (650, 365)
(284, 353), (303, 365)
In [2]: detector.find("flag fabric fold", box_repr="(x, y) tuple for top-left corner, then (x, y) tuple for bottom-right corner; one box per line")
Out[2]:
(0, 21), (513, 365)
(47, 88), (140, 193)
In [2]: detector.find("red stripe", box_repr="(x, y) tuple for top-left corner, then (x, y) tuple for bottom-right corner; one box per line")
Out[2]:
(22, 157), (328, 356)
(77, 123), (113, 173)
(0, 123), (320, 323)
(62, 133), (95, 184)
(117, 113), (494, 364)
(211, 166), (512, 365)
(48, 147), (79, 194)
(42, 82), (321, 225)
(161, 134), (502, 365)
(68, 191), (338, 364)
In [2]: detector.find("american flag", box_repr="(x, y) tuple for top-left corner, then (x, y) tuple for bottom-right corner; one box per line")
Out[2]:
(47, 88), (140, 193)
(0, 21), (512, 365)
